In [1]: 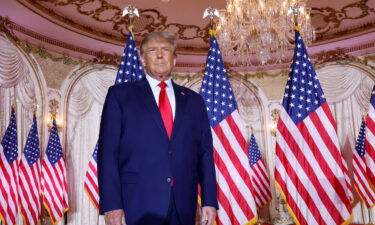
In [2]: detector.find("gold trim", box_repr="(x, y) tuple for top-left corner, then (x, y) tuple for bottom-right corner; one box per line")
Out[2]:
(83, 186), (99, 213)
(42, 192), (69, 225)
(275, 180), (353, 225)
(353, 184), (375, 209)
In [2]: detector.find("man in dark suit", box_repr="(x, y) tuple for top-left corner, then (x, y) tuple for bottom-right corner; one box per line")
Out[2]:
(98, 32), (218, 225)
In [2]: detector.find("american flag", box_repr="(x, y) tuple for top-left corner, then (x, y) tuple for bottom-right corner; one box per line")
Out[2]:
(353, 118), (375, 208)
(114, 28), (145, 84)
(0, 107), (18, 225)
(41, 118), (69, 224)
(84, 143), (99, 211)
(19, 114), (41, 225)
(84, 27), (145, 210)
(200, 31), (258, 225)
(274, 28), (352, 225)
(248, 133), (272, 209)
(365, 85), (375, 190)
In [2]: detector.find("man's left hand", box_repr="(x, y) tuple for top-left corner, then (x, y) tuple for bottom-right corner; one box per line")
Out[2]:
(201, 206), (217, 225)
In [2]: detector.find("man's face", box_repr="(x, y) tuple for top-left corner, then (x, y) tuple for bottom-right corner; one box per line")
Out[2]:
(141, 38), (176, 81)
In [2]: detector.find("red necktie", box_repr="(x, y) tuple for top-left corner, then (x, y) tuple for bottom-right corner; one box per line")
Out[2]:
(158, 82), (173, 139)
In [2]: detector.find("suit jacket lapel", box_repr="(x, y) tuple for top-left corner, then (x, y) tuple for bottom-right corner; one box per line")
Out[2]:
(136, 78), (169, 139)
(171, 81), (187, 141)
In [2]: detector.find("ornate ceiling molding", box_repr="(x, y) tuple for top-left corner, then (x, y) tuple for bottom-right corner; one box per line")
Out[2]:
(17, 0), (375, 46)
(1, 16), (375, 72)
(311, 0), (375, 38)
(18, 0), (211, 44)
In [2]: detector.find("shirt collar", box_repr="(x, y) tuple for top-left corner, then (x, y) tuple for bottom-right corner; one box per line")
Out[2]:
(146, 74), (173, 89)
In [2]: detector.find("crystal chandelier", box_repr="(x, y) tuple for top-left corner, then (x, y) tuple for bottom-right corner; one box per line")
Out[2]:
(216, 0), (315, 65)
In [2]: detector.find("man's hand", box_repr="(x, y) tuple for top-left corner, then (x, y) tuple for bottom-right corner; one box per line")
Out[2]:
(201, 206), (216, 225)
(104, 209), (126, 225)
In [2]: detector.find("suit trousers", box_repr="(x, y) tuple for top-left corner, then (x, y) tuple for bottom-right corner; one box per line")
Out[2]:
(164, 189), (182, 225)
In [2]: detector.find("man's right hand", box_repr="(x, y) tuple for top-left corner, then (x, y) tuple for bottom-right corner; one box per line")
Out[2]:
(104, 209), (126, 225)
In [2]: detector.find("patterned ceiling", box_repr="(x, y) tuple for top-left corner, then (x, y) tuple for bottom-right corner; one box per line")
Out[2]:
(0, 0), (374, 67)
(16, 0), (375, 46)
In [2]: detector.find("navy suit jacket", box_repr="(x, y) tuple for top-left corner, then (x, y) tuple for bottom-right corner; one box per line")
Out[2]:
(98, 78), (218, 225)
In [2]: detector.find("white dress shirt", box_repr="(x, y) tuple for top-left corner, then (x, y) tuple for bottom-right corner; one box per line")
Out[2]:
(146, 75), (176, 119)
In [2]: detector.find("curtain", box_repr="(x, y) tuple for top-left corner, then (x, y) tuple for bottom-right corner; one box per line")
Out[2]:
(0, 34), (45, 224)
(65, 68), (115, 225)
(318, 64), (375, 223)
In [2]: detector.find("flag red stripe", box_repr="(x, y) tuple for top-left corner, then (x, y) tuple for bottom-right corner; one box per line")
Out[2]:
(89, 162), (98, 177)
(366, 138), (375, 161)
(86, 169), (99, 193)
(19, 162), (39, 211)
(43, 180), (62, 222)
(276, 142), (323, 224)
(274, 168), (309, 225)
(42, 191), (58, 222)
(43, 162), (65, 205)
(299, 117), (350, 210)
(251, 167), (269, 203)
(310, 108), (354, 201)
(42, 161), (67, 222)
(58, 160), (68, 187)
(354, 156), (368, 178)
(30, 162), (41, 195)
(278, 119), (343, 224)
(367, 114), (375, 134)
(249, 179), (262, 208)
(253, 162), (271, 196)
(255, 161), (271, 188)
(54, 161), (64, 191)
(250, 177), (266, 208)
(353, 157), (375, 206)
(309, 109), (344, 165)
(43, 179), (62, 221)
(10, 162), (18, 203)
(0, 185), (7, 223)
(84, 183), (99, 208)
(216, 182), (239, 225)
(226, 115), (247, 152)
(321, 103), (337, 132)
(60, 160), (69, 206)
(353, 176), (375, 208)
(0, 177), (10, 223)
(0, 176), (16, 224)
(251, 164), (271, 201)
(213, 147), (254, 219)
(19, 162), (39, 223)
(297, 120), (348, 223)
(19, 176), (38, 223)
(213, 125), (253, 192)
(55, 160), (68, 206)
(0, 158), (17, 223)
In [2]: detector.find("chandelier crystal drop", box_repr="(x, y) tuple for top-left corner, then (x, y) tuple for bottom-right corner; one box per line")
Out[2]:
(216, 0), (315, 66)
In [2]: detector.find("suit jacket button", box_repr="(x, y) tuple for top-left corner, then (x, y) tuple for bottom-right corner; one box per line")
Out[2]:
(167, 178), (171, 183)
(168, 151), (172, 155)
